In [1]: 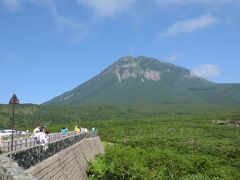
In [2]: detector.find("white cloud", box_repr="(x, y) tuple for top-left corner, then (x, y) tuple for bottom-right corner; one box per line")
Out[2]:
(1, 0), (88, 42)
(1, 0), (25, 11)
(78, 0), (136, 18)
(191, 64), (221, 79)
(159, 14), (218, 37)
(38, 0), (88, 42)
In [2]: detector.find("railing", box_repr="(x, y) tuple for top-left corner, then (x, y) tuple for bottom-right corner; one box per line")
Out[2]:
(9, 132), (98, 170)
(0, 131), (77, 153)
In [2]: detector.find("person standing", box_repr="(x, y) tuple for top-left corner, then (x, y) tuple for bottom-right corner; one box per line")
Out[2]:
(92, 127), (96, 134)
(74, 126), (80, 135)
(61, 127), (68, 136)
(37, 128), (48, 144)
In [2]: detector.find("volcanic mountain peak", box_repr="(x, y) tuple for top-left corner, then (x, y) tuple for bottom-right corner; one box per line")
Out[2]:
(43, 56), (240, 108)
(103, 56), (194, 82)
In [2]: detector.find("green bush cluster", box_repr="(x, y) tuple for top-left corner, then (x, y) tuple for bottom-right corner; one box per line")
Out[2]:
(85, 116), (240, 179)
(88, 144), (240, 179)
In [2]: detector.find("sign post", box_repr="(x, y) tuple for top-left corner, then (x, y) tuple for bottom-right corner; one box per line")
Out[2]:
(9, 94), (19, 151)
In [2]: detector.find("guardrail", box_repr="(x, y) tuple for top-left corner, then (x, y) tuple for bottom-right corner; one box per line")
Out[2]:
(4, 132), (98, 170)
(0, 131), (77, 153)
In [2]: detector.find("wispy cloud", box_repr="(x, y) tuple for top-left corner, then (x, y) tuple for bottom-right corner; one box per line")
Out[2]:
(38, 0), (88, 43)
(191, 64), (221, 79)
(1, 0), (25, 11)
(77, 0), (136, 18)
(159, 14), (219, 37)
(1, 0), (88, 43)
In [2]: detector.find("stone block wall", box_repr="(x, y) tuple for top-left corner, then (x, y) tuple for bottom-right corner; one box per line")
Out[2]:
(27, 136), (104, 180)
(0, 155), (35, 180)
(11, 133), (95, 170)
(0, 136), (104, 180)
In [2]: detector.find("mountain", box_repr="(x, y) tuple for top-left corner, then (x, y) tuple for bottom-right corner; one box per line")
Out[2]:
(43, 56), (240, 110)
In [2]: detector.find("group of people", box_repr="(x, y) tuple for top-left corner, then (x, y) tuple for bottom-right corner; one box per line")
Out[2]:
(74, 126), (89, 134)
(32, 125), (97, 145)
(33, 125), (88, 144)
(33, 126), (49, 145)
(0, 125), (98, 153)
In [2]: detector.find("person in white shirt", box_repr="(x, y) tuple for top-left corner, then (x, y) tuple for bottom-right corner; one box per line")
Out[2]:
(36, 128), (48, 144)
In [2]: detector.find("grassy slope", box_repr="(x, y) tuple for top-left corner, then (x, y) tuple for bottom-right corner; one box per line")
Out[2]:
(1, 104), (240, 179)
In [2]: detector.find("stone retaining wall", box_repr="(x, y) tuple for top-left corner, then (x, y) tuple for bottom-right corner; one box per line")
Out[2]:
(11, 133), (94, 169)
(0, 136), (104, 180)
(27, 136), (104, 180)
(0, 155), (35, 180)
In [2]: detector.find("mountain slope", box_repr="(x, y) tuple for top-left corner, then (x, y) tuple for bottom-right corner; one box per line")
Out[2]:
(43, 56), (240, 109)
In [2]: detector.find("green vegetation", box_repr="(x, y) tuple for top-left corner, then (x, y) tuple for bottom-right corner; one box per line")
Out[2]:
(86, 117), (240, 179)
(1, 104), (240, 179)
(1, 58), (240, 178)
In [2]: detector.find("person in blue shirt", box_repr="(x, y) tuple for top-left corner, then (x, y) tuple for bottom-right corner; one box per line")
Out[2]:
(61, 127), (68, 135)
(92, 127), (96, 134)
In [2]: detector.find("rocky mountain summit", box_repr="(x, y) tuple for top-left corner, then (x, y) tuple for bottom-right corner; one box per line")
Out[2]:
(43, 56), (240, 109)
(107, 57), (162, 82)
(100, 56), (202, 82)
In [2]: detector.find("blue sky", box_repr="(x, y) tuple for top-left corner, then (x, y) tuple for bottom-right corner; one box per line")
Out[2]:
(0, 0), (239, 104)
